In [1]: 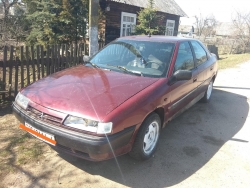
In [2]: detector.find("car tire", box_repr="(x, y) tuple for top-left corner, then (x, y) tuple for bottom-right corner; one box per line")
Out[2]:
(129, 113), (161, 160)
(201, 79), (213, 103)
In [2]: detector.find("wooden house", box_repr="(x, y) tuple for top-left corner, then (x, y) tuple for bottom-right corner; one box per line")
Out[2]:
(99, 0), (187, 44)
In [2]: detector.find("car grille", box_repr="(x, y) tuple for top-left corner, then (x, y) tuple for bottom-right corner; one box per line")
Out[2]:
(26, 106), (62, 126)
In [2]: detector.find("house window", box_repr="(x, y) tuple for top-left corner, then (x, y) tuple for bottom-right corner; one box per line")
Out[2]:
(166, 20), (175, 36)
(120, 12), (136, 37)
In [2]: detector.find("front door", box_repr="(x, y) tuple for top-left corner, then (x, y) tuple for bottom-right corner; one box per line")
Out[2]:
(168, 41), (198, 117)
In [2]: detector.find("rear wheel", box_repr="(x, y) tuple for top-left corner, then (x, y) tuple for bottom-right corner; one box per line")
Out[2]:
(201, 79), (213, 103)
(129, 113), (161, 160)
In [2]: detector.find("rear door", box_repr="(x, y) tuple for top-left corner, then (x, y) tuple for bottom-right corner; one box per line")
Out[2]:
(190, 41), (211, 94)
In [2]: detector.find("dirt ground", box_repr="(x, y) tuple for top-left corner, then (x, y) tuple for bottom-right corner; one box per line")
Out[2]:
(0, 61), (250, 188)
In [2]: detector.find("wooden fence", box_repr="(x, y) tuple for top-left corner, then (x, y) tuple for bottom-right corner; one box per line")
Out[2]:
(0, 43), (95, 101)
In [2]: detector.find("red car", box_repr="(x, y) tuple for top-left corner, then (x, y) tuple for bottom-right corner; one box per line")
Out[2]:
(13, 36), (218, 161)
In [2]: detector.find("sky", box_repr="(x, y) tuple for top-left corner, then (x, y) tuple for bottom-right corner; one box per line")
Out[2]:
(174, 0), (250, 25)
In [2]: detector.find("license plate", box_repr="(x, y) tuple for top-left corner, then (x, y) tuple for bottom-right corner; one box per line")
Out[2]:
(19, 122), (56, 146)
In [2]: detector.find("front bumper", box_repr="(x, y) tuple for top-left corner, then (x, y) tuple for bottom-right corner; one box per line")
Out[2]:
(12, 102), (135, 161)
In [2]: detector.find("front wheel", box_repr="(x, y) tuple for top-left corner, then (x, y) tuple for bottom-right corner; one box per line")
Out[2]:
(201, 79), (213, 103)
(129, 113), (161, 160)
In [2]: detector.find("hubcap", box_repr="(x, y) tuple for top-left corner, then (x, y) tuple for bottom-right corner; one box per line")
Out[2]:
(207, 81), (213, 99)
(143, 121), (159, 154)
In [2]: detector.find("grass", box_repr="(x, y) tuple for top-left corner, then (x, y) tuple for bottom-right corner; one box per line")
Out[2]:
(218, 53), (250, 69)
(0, 106), (47, 181)
(0, 132), (46, 180)
(17, 142), (43, 165)
(0, 133), (29, 174)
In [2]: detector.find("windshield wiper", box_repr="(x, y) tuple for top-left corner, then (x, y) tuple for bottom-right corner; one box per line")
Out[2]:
(85, 61), (100, 69)
(106, 64), (143, 76)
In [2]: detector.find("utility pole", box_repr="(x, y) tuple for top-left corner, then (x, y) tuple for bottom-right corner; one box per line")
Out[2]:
(89, 0), (99, 56)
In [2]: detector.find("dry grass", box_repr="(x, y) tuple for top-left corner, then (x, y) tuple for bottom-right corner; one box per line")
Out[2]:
(0, 105), (47, 181)
(218, 53), (250, 69)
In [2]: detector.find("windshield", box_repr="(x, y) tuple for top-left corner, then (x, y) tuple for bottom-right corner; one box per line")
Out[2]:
(89, 39), (175, 78)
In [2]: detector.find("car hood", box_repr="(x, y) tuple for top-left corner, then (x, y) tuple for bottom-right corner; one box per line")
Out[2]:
(21, 65), (159, 121)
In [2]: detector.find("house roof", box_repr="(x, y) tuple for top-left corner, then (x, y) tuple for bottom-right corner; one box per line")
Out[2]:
(109, 0), (188, 17)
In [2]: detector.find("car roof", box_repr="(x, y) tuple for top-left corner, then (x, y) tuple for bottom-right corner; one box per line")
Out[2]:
(117, 35), (197, 43)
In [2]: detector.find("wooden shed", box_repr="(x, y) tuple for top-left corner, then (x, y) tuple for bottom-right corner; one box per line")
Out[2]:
(99, 0), (187, 44)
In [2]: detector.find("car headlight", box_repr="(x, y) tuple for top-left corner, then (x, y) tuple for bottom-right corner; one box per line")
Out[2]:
(15, 92), (30, 110)
(97, 122), (113, 134)
(64, 115), (113, 134)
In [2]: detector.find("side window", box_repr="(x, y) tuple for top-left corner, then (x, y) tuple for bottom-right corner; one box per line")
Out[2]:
(174, 42), (194, 72)
(190, 41), (207, 66)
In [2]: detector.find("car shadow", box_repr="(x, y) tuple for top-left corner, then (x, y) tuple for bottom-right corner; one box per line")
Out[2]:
(0, 102), (12, 116)
(58, 89), (249, 187)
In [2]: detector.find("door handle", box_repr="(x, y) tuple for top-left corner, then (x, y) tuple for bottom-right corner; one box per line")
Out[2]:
(193, 78), (197, 82)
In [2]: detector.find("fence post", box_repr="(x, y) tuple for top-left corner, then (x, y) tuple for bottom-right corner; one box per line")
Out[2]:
(74, 44), (77, 66)
(35, 46), (40, 80)
(9, 46), (14, 98)
(61, 44), (65, 69)
(57, 44), (61, 71)
(51, 45), (55, 74)
(25, 46), (30, 85)
(46, 45), (50, 76)
(2, 46), (7, 100)
(14, 57), (19, 96)
(31, 46), (36, 82)
(78, 44), (82, 64)
(70, 44), (73, 66)
(41, 45), (45, 77)
(78, 44), (81, 65)
(20, 46), (24, 88)
(54, 45), (58, 72)
(66, 44), (70, 68)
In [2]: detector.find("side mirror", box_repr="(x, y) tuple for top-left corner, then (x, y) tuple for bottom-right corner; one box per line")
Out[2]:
(168, 70), (192, 85)
(83, 55), (90, 63)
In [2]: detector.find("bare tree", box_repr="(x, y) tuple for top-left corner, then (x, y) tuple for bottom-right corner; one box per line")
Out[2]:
(0, 0), (20, 43)
(194, 13), (217, 38)
(1, 0), (18, 15)
(232, 11), (250, 53)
